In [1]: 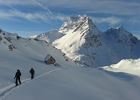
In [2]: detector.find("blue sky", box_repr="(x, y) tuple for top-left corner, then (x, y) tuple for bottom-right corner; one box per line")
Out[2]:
(0, 0), (140, 38)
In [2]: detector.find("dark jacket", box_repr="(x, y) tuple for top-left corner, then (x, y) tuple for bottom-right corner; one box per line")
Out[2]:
(30, 68), (35, 74)
(15, 70), (21, 79)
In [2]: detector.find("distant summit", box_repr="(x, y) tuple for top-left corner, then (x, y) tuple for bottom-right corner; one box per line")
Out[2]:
(0, 29), (19, 39)
(105, 27), (138, 45)
(35, 30), (64, 43)
(52, 15), (140, 67)
(59, 15), (100, 35)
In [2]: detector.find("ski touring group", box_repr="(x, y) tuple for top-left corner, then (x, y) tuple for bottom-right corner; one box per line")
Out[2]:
(14, 68), (35, 86)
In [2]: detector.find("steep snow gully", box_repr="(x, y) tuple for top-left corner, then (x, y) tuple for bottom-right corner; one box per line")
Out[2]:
(0, 68), (60, 100)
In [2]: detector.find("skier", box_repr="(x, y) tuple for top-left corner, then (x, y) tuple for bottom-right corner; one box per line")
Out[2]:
(29, 68), (35, 79)
(14, 69), (21, 86)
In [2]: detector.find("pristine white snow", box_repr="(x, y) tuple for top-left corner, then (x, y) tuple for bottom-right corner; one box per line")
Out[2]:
(36, 30), (64, 43)
(103, 58), (140, 77)
(1, 29), (140, 100)
(52, 16), (140, 67)
(3, 67), (140, 100)
(30, 35), (38, 39)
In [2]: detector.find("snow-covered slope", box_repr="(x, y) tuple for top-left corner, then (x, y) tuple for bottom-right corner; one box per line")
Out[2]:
(53, 16), (140, 67)
(103, 58), (140, 77)
(1, 29), (140, 100)
(36, 30), (64, 43)
(0, 29), (20, 51)
(0, 29), (69, 89)
(3, 67), (140, 100)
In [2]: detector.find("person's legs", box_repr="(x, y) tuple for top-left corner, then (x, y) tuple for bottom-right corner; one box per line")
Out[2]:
(15, 78), (18, 86)
(31, 75), (33, 79)
(31, 73), (34, 79)
(18, 77), (21, 84)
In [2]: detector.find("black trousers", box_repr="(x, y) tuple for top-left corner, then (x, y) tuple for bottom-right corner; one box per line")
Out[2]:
(15, 77), (21, 86)
(31, 74), (34, 79)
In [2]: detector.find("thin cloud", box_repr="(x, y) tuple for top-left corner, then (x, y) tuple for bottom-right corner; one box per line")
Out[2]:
(0, 9), (49, 22)
(0, 0), (139, 30)
(11, 10), (48, 22)
(0, 0), (55, 22)
(93, 17), (122, 26)
(0, 0), (140, 16)
(0, 0), (34, 5)
(43, 0), (140, 16)
(32, 0), (53, 15)
(0, 10), (13, 19)
(0, 0), (55, 21)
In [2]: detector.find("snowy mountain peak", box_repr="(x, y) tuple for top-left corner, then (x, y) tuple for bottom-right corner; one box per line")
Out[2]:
(59, 15), (100, 35)
(105, 27), (138, 45)
(106, 26), (131, 35)
(53, 16), (102, 67)
(0, 29), (19, 39)
(35, 30), (64, 43)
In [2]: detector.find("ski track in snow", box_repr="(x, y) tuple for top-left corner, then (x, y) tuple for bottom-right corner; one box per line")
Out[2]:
(0, 68), (61, 100)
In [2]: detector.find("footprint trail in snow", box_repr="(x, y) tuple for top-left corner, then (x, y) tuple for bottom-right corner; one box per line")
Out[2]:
(0, 68), (60, 100)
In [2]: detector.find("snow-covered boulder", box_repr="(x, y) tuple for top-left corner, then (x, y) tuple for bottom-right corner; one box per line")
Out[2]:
(44, 54), (56, 64)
